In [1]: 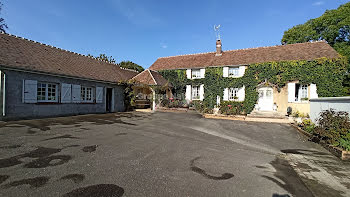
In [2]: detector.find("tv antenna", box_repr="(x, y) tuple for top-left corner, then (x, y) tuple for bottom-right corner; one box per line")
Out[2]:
(214, 24), (221, 40)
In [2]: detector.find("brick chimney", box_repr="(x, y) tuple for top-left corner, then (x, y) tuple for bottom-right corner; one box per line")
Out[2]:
(216, 39), (222, 56)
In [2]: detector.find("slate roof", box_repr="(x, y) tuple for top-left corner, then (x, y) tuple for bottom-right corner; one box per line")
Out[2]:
(0, 33), (138, 83)
(131, 69), (171, 86)
(149, 41), (340, 70)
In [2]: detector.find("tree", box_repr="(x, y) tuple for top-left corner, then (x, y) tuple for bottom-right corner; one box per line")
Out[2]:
(118, 61), (144, 73)
(0, 1), (8, 33)
(281, 2), (350, 95)
(87, 54), (144, 72)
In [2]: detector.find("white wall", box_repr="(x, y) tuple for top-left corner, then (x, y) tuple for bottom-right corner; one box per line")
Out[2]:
(310, 97), (350, 124)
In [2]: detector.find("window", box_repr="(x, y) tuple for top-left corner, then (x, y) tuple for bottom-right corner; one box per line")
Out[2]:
(228, 67), (239, 77)
(192, 69), (201, 79)
(300, 85), (308, 99)
(192, 86), (200, 100)
(37, 82), (58, 102)
(81, 86), (94, 102)
(293, 84), (308, 102)
(229, 88), (239, 100)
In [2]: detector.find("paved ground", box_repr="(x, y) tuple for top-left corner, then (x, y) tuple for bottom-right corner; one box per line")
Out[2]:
(0, 111), (349, 197)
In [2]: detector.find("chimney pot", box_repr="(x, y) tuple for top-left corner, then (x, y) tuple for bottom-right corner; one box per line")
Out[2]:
(216, 39), (222, 56)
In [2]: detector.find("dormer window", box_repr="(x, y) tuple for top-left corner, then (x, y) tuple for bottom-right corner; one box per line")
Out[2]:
(228, 67), (239, 77)
(192, 69), (201, 79)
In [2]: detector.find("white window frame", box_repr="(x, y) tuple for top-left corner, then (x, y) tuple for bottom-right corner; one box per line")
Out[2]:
(192, 85), (200, 100)
(229, 88), (239, 101)
(81, 86), (94, 103)
(37, 82), (58, 102)
(300, 85), (308, 100)
(228, 67), (239, 77)
(192, 69), (201, 79)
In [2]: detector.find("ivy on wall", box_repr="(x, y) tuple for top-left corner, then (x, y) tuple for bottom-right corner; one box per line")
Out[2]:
(158, 57), (347, 114)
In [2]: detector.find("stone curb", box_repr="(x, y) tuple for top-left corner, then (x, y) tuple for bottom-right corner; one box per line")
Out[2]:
(203, 114), (292, 124)
(290, 124), (350, 161)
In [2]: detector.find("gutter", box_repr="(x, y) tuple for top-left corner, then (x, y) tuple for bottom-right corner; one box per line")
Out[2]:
(0, 65), (127, 85)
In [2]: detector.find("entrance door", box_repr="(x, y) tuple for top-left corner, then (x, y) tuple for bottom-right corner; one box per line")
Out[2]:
(257, 87), (273, 111)
(106, 88), (113, 112)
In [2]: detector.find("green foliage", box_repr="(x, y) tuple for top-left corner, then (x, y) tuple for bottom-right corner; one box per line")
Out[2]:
(220, 101), (244, 115)
(158, 69), (188, 97)
(118, 61), (144, 73)
(0, 1), (8, 33)
(313, 109), (350, 149)
(159, 57), (346, 114)
(281, 2), (350, 94)
(124, 84), (136, 111)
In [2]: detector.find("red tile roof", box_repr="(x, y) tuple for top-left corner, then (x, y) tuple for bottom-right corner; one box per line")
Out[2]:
(0, 33), (138, 83)
(149, 41), (340, 70)
(131, 69), (171, 86)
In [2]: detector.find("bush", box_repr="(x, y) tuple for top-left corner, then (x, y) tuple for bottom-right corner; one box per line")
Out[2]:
(220, 101), (244, 115)
(313, 109), (350, 149)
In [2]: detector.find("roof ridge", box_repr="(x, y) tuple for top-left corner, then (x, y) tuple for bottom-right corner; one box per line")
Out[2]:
(157, 40), (328, 59)
(0, 32), (123, 67)
(119, 67), (139, 73)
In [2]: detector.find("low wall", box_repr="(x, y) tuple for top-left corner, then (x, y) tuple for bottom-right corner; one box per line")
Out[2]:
(310, 97), (350, 123)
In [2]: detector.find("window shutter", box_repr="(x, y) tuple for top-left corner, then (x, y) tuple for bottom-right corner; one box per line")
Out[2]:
(239, 66), (246, 77)
(223, 67), (229, 77)
(310, 84), (318, 99)
(72, 84), (81, 103)
(199, 84), (204, 101)
(186, 85), (191, 101)
(61, 83), (72, 103)
(223, 88), (229, 101)
(23, 80), (37, 103)
(186, 69), (191, 79)
(96, 86), (103, 103)
(200, 69), (205, 78)
(238, 86), (245, 101)
(288, 83), (295, 102)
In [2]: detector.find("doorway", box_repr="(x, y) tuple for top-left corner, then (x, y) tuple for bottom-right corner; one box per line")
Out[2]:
(106, 88), (113, 112)
(257, 87), (273, 111)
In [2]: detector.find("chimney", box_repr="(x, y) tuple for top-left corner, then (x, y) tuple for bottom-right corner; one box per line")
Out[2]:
(216, 39), (222, 56)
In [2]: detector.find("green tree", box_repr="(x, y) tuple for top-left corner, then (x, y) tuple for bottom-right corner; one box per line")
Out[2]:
(0, 1), (8, 33)
(281, 2), (350, 94)
(118, 61), (144, 72)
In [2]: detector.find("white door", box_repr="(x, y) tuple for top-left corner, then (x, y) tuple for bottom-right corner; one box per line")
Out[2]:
(257, 87), (273, 111)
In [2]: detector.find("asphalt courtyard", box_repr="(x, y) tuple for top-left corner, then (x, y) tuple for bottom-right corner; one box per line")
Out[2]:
(0, 111), (349, 197)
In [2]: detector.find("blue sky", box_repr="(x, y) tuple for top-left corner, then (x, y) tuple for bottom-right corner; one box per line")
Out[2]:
(1, 0), (349, 68)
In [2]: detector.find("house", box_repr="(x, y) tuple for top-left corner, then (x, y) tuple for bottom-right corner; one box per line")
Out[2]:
(0, 33), (138, 120)
(149, 39), (341, 115)
(130, 69), (172, 110)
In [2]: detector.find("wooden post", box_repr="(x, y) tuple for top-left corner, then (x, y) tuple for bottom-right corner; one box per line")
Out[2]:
(152, 88), (156, 111)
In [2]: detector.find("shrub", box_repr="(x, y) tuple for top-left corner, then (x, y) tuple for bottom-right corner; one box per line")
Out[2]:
(302, 119), (311, 126)
(313, 109), (350, 148)
(220, 101), (244, 115)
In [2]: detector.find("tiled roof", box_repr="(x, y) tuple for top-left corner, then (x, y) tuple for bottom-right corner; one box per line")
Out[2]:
(131, 69), (171, 86)
(0, 33), (138, 83)
(149, 41), (340, 70)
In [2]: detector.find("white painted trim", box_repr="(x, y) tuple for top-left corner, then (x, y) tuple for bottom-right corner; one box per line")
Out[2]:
(148, 70), (157, 85)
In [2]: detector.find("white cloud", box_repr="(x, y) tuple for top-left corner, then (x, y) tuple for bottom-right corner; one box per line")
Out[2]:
(161, 44), (168, 49)
(312, 1), (324, 6)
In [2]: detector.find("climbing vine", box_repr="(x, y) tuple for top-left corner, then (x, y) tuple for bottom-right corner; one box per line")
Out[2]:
(159, 57), (347, 114)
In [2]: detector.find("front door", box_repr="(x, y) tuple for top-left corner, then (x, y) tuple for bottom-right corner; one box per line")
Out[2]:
(257, 87), (273, 111)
